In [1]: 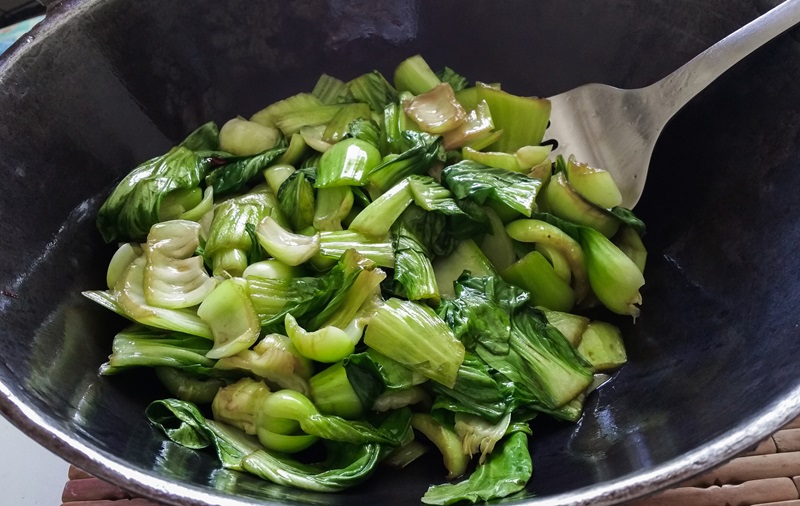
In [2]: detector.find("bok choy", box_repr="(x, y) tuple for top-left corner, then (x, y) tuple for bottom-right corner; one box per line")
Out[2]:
(84, 54), (649, 505)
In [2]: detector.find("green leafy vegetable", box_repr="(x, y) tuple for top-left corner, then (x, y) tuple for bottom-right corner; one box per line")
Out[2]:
(255, 217), (320, 267)
(99, 327), (216, 375)
(147, 398), (388, 491)
(394, 54), (441, 95)
(348, 70), (400, 111)
(442, 160), (542, 217)
(364, 298), (465, 389)
(143, 220), (217, 309)
(309, 362), (364, 419)
(198, 278), (260, 359)
(421, 431), (532, 505)
(97, 146), (212, 243)
(205, 188), (285, 276)
(277, 169), (316, 231)
(87, 55), (648, 502)
(206, 145), (287, 196)
(317, 138), (382, 188)
(312, 74), (352, 105)
(392, 218), (440, 301)
(346, 118), (382, 148)
(436, 66), (469, 93)
(366, 135), (443, 198)
(448, 274), (593, 410)
(430, 353), (515, 424)
(215, 333), (313, 395)
(218, 117), (281, 157)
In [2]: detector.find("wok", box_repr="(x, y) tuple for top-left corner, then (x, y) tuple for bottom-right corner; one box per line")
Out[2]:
(1, 0), (800, 504)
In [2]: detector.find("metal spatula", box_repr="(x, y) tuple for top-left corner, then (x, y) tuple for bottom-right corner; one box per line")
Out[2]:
(545, 0), (800, 208)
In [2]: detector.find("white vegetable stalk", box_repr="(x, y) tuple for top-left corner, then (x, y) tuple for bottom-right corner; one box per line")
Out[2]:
(143, 219), (217, 309)
(455, 412), (511, 465)
(199, 278), (260, 359)
(284, 314), (358, 363)
(255, 216), (320, 266)
(215, 333), (313, 395)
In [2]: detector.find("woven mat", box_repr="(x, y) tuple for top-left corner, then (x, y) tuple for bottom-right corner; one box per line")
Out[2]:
(61, 417), (800, 506)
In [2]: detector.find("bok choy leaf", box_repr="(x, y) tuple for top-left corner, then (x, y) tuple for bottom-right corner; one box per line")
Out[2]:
(100, 327), (216, 375)
(146, 398), (390, 492)
(421, 431), (532, 505)
(97, 146), (212, 243)
(206, 145), (287, 196)
(364, 298), (465, 389)
(442, 160), (542, 217)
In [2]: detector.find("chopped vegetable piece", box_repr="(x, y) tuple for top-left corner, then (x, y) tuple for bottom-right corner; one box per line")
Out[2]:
(97, 145), (212, 243)
(538, 308), (589, 347)
(314, 186), (354, 232)
(364, 298), (465, 388)
(479, 207), (516, 272)
(454, 412), (511, 464)
(403, 83), (467, 134)
(199, 278), (260, 359)
(392, 216), (440, 301)
(215, 333), (313, 395)
(516, 145), (552, 169)
(394, 54), (441, 95)
(212, 378), (272, 435)
(348, 70), (399, 111)
(576, 321), (627, 371)
(155, 367), (226, 404)
(565, 155), (623, 209)
(143, 220), (217, 309)
(312, 73), (352, 105)
(219, 117), (281, 156)
(285, 314), (358, 363)
(436, 66), (469, 93)
(242, 259), (303, 280)
(349, 179), (414, 237)
(99, 327), (215, 375)
(317, 138), (382, 188)
(462, 146), (522, 173)
(501, 251), (575, 312)
(539, 171), (620, 237)
(443, 160), (542, 217)
(578, 226), (644, 317)
(322, 103), (372, 143)
(433, 239), (496, 299)
(255, 217), (320, 266)
(107, 257), (213, 338)
(258, 389), (408, 445)
(411, 413), (468, 479)
(262, 164), (296, 197)
(310, 362), (364, 419)
(106, 242), (142, 289)
(278, 169), (316, 231)
(366, 135), (443, 199)
(614, 225), (648, 273)
(477, 84), (551, 153)
(442, 100), (494, 151)
(421, 431), (532, 505)
(505, 219), (590, 302)
(205, 188), (285, 276)
(318, 230), (395, 268)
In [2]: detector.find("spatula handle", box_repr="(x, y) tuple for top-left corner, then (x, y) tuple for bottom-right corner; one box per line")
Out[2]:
(650, 0), (800, 118)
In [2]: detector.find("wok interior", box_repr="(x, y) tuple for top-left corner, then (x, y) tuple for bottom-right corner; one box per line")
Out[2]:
(1, 0), (800, 503)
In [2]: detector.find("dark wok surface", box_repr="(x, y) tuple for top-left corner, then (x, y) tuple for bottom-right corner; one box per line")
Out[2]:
(1, 0), (800, 504)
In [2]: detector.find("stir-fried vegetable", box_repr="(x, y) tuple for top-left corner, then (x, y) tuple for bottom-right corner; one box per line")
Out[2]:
(84, 54), (648, 505)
